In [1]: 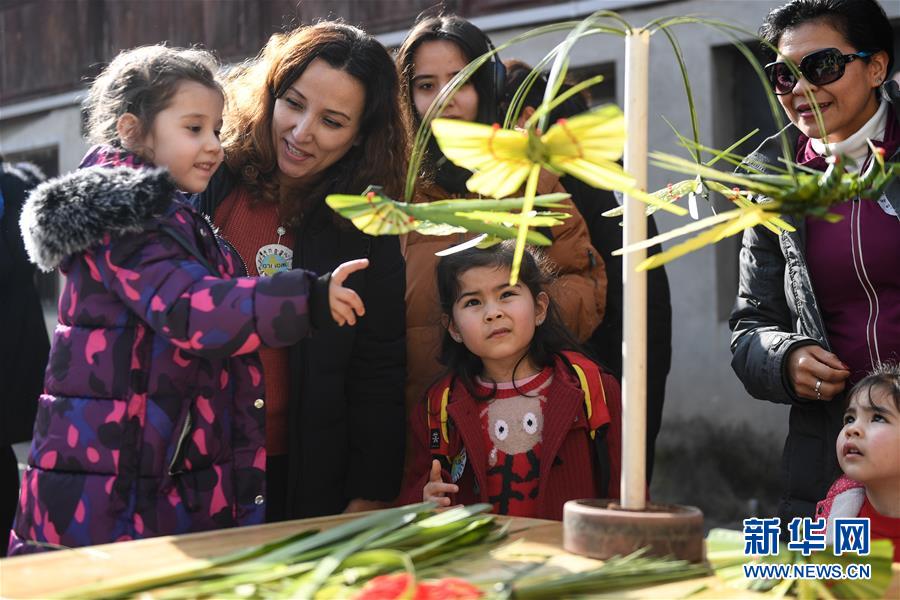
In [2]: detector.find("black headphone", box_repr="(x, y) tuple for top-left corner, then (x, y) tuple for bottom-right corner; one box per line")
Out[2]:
(483, 35), (507, 109)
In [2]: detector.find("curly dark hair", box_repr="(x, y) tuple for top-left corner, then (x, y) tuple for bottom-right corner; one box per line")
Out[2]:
(221, 21), (408, 225)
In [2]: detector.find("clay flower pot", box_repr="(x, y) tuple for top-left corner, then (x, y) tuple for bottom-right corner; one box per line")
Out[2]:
(564, 499), (705, 562)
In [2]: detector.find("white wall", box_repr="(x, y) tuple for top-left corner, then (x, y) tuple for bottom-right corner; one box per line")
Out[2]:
(0, 104), (88, 174)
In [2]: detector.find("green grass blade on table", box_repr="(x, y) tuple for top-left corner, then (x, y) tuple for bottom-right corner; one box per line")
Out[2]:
(299, 509), (504, 598)
(159, 520), (420, 598)
(173, 508), (458, 598)
(405, 516), (497, 563)
(414, 522), (511, 573)
(334, 548), (415, 583)
(284, 512), (419, 599)
(153, 557), (320, 599)
(367, 503), (495, 550)
(316, 549), (416, 598)
(707, 528), (895, 599)
(245, 502), (435, 566)
(52, 528), (319, 599)
(172, 507), (503, 599)
(706, 527), (788, 593)
(810, 540), (895, 599)
(505, 549), (710, 599)
(57, 502), (436, 599)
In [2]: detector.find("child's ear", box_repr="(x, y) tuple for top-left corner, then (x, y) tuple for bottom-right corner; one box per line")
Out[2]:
(534, 291), (549, 326)
(115, 113), (142, 149)
(444, 314), (463, 343)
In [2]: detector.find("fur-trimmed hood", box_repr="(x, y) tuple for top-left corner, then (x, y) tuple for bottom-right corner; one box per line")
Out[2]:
(20, 165), (176, 272)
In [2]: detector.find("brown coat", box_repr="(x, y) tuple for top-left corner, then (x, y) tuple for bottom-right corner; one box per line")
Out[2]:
(400, 175), (606, 429)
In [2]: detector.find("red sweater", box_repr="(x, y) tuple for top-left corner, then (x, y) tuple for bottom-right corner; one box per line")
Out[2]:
(399, 354), (621, 520)
(816, 476), (900, 561)
(215, 189), (294, 456)
(860, 497), (900, 562)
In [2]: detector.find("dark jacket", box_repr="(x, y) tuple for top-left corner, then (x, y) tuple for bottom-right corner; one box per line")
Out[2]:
(562, 176), (672, 482)
(200, 167), (407, 517)
(10, 147), (329, 554)
(729, 82), (900, 524)
(0, 162), (49, 447)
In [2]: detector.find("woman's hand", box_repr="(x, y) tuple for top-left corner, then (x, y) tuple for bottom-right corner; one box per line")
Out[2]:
(329, 258), (369, 326)
(423, 459), (458, 507)
(786, 345), (850, 401)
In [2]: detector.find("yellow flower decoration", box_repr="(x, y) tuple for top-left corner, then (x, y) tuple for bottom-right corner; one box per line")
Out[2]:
(431, 105), (688, 282)
(431, 105), (687, 215)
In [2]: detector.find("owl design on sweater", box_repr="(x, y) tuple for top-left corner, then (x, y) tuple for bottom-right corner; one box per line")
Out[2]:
(482, 394), (546, 515)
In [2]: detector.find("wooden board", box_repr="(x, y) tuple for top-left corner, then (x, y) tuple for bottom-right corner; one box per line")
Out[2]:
(0, 513), (555, 598)
(1, 514), (897, 599)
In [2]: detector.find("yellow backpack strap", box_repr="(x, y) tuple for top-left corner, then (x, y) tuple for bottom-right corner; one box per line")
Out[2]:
(426, 375), (454, 464)
(560, 351), (611, 439)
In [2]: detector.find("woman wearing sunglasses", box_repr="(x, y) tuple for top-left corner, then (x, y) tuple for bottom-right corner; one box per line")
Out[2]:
(730, 0), (899, 528)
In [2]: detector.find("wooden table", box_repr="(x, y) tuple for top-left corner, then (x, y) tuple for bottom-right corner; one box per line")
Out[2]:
(1, 513), (897, 599)
(0, 513), (555, 598)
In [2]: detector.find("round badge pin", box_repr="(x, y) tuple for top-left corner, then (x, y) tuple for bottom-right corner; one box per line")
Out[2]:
(255, 244), (293, 276)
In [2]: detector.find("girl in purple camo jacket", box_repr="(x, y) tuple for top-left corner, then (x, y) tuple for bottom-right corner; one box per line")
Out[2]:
(9, 45), (369, 554)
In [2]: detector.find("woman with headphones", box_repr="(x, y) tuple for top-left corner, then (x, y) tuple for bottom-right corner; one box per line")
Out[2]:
(394, 14), (608, 482)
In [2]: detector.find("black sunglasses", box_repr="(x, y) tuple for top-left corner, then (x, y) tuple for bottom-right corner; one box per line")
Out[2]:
(765, 47), (873, 95)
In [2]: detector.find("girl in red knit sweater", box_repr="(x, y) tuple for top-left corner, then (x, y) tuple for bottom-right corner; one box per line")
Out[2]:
(817, 363), (900, 561)
(399, 243), (621, 520)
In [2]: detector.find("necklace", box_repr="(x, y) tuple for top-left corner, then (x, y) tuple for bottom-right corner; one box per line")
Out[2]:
(256, 224), (293, 276)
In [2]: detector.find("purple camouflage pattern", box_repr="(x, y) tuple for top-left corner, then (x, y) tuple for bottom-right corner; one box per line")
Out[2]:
(9, 147), (320, 554)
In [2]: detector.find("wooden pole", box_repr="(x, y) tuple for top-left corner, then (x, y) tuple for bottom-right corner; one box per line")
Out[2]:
(621, 28), (649, 510)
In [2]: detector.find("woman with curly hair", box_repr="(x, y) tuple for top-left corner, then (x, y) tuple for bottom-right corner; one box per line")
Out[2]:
(199, 21), (408, 521)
